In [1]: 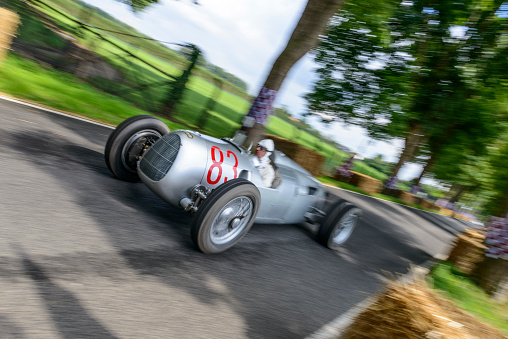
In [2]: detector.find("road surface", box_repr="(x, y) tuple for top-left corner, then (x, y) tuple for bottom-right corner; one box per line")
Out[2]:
(0, 97), (474, 338)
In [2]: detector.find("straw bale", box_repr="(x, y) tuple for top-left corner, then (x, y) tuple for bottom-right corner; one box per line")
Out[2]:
(399, 191), (418, 205)
(340, 280), (507, 339)
(383, 187), (401, 198)
(334, 172), (352, 183)
(264, 134), (324, 176)
(446, 234), (488, 275)
(349, 171), (382, 194)
(453, 212), (474, 221)
(464, 229), (486, 242)
(437, 207), (455, 217)
(418, 199), (438, 210)
(0, 8), (19, 64)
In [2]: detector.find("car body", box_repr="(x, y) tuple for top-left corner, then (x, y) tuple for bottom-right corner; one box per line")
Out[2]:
(104, 115), (361, 253)
(137, 129), (327, 225)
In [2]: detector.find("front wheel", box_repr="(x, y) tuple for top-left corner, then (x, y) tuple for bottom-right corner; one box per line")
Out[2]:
(191, 179), (261, 254)
(316, 202), (362, 250)
(104, 115), (170, 182)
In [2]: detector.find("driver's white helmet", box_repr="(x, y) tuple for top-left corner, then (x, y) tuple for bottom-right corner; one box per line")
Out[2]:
(258, 139), (274, 152)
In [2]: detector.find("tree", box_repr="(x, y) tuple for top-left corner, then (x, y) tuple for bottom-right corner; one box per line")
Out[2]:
(116, 0), (198, 12)
(482, 128), (508, 217)
(306, 0), (508, 181)
(240, 0), (346, 147)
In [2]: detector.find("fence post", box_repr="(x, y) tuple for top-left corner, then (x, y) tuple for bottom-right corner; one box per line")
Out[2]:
(160, 44), (201, 118)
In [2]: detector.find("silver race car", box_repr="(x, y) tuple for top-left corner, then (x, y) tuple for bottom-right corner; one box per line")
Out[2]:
(104, 115), (362, 253)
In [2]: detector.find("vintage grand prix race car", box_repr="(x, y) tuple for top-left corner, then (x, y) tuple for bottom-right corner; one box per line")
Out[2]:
(104, 115), (362, 254)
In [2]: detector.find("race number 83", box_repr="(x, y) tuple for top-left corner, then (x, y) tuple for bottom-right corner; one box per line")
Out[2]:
(206, 146), (238, 185)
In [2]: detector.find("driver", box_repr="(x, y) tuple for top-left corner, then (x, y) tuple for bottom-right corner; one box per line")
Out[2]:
(250, 139), (275, 188)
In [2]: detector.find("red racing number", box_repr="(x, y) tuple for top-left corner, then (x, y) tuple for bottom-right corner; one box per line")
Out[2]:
(206, 146), (238, 185)
(225, 150), (238, 182)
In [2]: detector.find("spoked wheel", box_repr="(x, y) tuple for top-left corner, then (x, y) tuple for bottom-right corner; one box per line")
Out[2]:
(104, 115), (170, 182)
(191, 179), (260, 254)
(316, 201), (362, 250)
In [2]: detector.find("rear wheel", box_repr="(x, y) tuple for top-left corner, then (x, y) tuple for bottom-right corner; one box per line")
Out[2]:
(104, 115), (170, 182)
(191, 179), (260, 254)
(317, 202), (361, 250)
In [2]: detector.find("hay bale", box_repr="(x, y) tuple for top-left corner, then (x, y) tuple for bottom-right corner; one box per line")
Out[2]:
(334, 172), (352, 183)
(453, 212), (474, 221)
(0, 8), (19, 65)
(382, 187), (401, 198)
(340, 280), (507, 339)
(349, 171), (382, 194)
(437, 206), (455, 217)
(464, 229), (486, 242)
(264, 134), (324, 177)
(399, 191), (418, 205)
(446, 234), (488, 275)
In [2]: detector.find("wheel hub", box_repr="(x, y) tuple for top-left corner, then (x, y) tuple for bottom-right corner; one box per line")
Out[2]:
(210, 196), (253, 245)
(229, 217), (243, 230)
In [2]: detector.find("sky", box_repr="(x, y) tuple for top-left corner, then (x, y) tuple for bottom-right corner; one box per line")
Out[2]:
(81, 0), (426, 181)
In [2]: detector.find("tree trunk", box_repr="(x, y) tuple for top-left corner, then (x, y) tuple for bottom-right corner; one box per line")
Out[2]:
(492, 190), (508, 218)
(242, 0), (345, 147)
(391, 121), (424, 177)
(449, 184), (467, 204)
(414, 155), (434, 186)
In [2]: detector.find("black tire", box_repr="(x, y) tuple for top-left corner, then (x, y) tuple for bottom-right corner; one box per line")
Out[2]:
(104, 115), (170, 182)
(316, 202), (362, 250)
(191, 179), (261, 254)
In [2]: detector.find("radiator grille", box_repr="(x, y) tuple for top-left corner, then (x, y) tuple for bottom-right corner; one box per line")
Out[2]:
(139, 133), (181, 181)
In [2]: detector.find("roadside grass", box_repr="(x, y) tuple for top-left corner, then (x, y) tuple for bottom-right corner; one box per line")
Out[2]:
(352, 161), (389, 181)
(319, 175), (445, 214)
(428, 261), (508, 336)
(317, 176), (372, 195)
(0, 53), (186, 130)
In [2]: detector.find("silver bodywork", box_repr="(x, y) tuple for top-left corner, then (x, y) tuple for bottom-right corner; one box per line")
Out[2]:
(137, 130), (327, 224)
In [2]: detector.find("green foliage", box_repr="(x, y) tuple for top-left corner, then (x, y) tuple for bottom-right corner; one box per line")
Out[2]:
(307, 0), (508, 210)
(429, 261), (508, 335)
(114, 0), (162, 13)
(483, 129), (508, 216)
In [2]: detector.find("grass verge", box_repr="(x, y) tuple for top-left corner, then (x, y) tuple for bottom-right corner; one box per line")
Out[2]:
(428, 261), (508, 336)
(318, 175), (446, 214)
(0, 53), (186, 130)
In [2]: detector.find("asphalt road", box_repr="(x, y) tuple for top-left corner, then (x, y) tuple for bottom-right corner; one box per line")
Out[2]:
(0, 97), (476, 339)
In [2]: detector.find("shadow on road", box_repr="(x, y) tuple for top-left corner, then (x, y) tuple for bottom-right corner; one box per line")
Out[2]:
(21, 253), (118, 339)
(5, 126), (461, 338)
